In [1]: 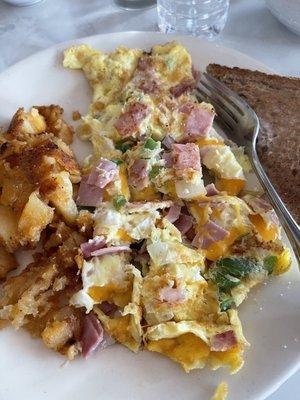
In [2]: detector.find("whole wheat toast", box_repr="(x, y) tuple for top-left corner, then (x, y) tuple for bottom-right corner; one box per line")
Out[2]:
(207, 64), (300, 224)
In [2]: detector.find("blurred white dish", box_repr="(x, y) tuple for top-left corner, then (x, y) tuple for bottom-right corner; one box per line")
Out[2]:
(265, 0), (300, 35)
(1, 0), (43, 6)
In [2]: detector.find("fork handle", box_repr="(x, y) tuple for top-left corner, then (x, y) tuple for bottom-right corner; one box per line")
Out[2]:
(251, 150), (300, 262)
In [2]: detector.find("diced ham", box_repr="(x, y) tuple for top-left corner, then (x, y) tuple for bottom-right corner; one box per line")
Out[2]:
(159, 286), (186, 304)
(139, 78), (160, 94)
(91, 245), (131, 257)
(178, 102), (195, 114)
(244, 195), (279, 227)
(192, 220), (229, 249)
(170, 78), (196, 97)
(99, 331), (116, 349)
(185, 107), (214, 139)
(128, 159), (149, 189)
(87, 159), (118, 189)
(162, 135), (175, 150)
(266, 209), (280, 227)
(205, 183), (219, 196)
(99, 301), (118, 316)
(210, 330), (237, 352)
(192, 66), (201, 83)
(180, 103), (214, 140)
(137, 55), (152, 71)
(81, 313), (104, 358)
(245, 196), (272, 213)
(161, 151), (173, 168)
(165, 204), (181, 223)
(172, 143), (201, 171)
(115, 102), (151, 137)
(80, 236), (106, 259)
(135, 55), (160, 94)
(174, 214), (194, 235)
(76, 175), (103, 207)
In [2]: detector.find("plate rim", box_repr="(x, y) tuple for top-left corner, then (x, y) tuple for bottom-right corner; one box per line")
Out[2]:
(0, 30), (275, 80)
(0, 30), (298, 400)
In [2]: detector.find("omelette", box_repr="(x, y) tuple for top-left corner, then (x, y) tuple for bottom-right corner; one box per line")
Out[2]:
(63, 41), (291, 373)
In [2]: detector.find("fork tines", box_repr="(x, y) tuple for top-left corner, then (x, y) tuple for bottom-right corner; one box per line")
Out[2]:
(196, 73), (244, 129)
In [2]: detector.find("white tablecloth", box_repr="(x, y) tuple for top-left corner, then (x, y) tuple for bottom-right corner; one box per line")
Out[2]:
(0, 0), (299, 398)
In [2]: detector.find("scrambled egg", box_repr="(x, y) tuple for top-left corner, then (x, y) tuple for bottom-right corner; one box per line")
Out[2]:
(94, 265), (143, 352)
(145, 310), (248, 373)
(94, 201), (166, 244)
(71, 253), (134, 311)
(63, 41), (292, 374)
(64, 44), (142, 111)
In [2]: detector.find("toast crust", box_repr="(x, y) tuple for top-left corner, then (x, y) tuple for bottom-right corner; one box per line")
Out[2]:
(207, 64), (300, 224)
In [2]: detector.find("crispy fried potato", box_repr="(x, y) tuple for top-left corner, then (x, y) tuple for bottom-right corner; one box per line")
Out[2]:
(36, 105), (74, 145)
(0, 227), (85, 358)
(6, 107), (46, 141)
(0, 246), (18, 279)
(76, 210), (94, 237)
(40, 172), (78, 224)
(0, 204), (19, 252)
(18, 192), (54, 245)
(42, 320), (74, 350)
(6, 106), (73, 145)
(0, 107), (81, 252)
(0, 106), (86, 358)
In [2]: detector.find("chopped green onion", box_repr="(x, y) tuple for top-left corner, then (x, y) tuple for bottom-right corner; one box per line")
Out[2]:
(144, 138), (158, 150)
(166, 59), (176, 71)
(115, 141), (133, 153)
(263, 255), (278, 274)
(211, 271), (240, 292)
(149, 165), (161, 179)
(113, 195), (126, 210)
(111, 159), (123, 166)
(77, 206), (96, 212)
(219, 293), (235, 312)
(217, 257), (257, 279)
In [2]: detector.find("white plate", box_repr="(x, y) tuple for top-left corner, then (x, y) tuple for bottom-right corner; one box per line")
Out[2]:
(265, 0), (300, 36)
(0, 31), (299, 400)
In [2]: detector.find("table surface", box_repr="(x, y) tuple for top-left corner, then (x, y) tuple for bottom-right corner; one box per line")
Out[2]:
(0, 0), (299, 398)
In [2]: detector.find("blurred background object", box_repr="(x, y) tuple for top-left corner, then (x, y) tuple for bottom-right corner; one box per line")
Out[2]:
(265, 0), (300, 36)
(157, 0), (229, 39)
(1, 0), (43, 5)
(114, 0), (156, 10)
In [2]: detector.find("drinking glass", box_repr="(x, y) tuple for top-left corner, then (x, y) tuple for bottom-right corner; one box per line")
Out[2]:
(157, 0), (230, 39)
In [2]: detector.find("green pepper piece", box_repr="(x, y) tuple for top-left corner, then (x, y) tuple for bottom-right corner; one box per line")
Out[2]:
(111, 159), (123, 166)
(211, 271), (240, 292)
(144, 138), (158, 150)
(113, 195), (126, 210)
(166, 59), (176, 71)
(219, 293), (235, 312)
(263, 255), (278, 274)
(149, 165), (161, 179)
(116, 140), (132, 153)
(217, 257), (257, 279)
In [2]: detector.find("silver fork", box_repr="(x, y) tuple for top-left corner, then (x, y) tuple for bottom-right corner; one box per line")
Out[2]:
(196, 72), (300, 261)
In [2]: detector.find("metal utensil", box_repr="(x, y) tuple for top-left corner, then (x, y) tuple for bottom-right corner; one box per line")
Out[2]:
(196, 72), (300, 261)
